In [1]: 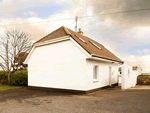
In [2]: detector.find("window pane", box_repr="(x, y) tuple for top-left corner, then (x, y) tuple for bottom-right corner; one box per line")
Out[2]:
(93, 66), (95, 79)
(93, 66), (98, 79)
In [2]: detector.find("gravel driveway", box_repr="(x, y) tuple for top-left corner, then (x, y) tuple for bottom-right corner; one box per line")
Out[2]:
(0, 86), (150, 113)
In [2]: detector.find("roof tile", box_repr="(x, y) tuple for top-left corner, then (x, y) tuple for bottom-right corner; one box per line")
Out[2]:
(35, 26), (123, 62)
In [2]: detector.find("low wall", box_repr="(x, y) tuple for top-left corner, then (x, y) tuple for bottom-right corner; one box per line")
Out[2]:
(137, 76), (150, 85)
(121, 66), (138, 89)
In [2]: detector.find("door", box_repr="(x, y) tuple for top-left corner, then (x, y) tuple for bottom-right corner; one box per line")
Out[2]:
(109, 66), (112, 86)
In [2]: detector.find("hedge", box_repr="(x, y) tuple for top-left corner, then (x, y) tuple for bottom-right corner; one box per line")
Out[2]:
(0, 71), (8, 84)
(139, 75), (150, 76)
(11, 70), (28, 86)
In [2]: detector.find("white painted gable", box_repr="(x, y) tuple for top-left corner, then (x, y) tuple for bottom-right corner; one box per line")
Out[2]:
(28, 39), (89, 90)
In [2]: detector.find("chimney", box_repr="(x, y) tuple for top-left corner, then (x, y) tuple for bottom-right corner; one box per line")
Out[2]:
(78, 28), (83, 34)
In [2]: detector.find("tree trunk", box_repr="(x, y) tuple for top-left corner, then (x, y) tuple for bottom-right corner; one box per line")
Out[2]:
(6, 40), (9, 72)
(8, 72), (10, 83)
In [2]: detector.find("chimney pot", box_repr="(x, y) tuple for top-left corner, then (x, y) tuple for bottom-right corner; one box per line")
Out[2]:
(78, 28), (83, 34)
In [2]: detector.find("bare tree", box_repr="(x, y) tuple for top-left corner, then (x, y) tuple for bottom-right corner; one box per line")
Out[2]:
(0, 29), (32, 81)
(13, 52), (29, 71)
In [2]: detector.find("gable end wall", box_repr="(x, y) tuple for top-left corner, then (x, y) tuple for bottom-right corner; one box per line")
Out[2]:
(28, 39), (88, 91)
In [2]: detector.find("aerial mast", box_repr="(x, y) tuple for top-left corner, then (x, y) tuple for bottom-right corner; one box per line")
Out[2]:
(75, 16), (78, 32)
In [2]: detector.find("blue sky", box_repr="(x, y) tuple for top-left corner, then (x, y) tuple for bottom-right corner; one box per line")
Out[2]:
(14, 3), (65, 19)
(124, 44), (150, 56)
(0, 0), (150, 72)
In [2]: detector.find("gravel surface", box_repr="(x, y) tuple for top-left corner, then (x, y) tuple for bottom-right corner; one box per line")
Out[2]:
(0, 87), (150, 113)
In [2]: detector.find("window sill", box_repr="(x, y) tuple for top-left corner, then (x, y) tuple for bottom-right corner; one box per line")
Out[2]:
(93, 79), (99, 83)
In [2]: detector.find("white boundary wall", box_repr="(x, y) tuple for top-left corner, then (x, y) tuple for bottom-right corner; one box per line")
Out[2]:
(121, 66), (138, 89)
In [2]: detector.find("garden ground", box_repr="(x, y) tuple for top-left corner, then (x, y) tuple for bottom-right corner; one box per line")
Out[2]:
(0, 86), (150, 113)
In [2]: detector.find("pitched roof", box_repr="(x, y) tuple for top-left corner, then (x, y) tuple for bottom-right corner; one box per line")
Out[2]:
(35, 26), (123, 63)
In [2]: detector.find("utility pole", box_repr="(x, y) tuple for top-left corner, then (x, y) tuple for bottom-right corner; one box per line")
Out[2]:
(75, 16), (78, 32)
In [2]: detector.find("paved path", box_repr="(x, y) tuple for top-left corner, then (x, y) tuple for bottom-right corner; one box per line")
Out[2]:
(0, 87), (150, 113)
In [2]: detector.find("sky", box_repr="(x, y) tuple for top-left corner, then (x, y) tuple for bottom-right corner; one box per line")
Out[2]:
(0, 0), (150, 72)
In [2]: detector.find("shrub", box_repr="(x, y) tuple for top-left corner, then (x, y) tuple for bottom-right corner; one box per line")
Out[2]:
(0, 71), (8, 84)
(11, 70), (28, 86)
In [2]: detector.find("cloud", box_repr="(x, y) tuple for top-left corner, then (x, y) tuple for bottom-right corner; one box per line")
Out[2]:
(0, 0), (94, 41)
(0, 8), (85, 41)
(137, 49), (150, 54)
(86, 0), (150, 28)
(22, 11), (38, 17)
(1, 0), (59, 17)
(124, 55), (150, 72)
(0, 0), (150, 72)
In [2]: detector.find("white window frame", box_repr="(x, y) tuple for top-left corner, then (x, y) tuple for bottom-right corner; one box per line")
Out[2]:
(93, 65), (99, 82)
(89, 41), (102, 50)
(74, 35), (86, 44)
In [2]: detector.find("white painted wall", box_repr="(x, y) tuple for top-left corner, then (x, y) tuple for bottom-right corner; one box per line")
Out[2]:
(118, 77), (121, 84)
(27, 38), (120, 91)
(137, 67), (142, 75)
(28, 39), (88, 91)
(122, 66), (138, 89)
(85, 59), (119, 90)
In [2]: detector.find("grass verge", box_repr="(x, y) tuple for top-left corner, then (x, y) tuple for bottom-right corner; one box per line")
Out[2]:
(0, 85), (24, 90)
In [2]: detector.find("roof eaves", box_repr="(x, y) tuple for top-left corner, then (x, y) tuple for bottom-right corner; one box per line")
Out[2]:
(91, 54), (124, 64)
(66, 27), (122, 63)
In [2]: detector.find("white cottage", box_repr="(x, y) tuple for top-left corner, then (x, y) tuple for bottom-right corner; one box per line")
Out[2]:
(24, 26), (123, 92)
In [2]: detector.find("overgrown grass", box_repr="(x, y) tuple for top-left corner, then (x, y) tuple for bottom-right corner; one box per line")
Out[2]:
(0, 85), (24, 90)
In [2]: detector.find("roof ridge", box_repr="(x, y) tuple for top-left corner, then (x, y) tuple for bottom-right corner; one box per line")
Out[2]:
(35, 26), (67, 44)
(33, 26), (123, 63)
(66, 27), (104, 47)
(62, 26), (71, 35)
(66, 27), (122, 62)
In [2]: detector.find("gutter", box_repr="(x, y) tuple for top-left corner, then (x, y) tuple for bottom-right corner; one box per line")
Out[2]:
(91, 54), (124, 64)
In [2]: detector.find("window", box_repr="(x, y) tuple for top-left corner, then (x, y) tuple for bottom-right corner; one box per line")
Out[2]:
(89, 41), (102, 50)
(74, 35), (86, 44)
(93, 66), (99, 81)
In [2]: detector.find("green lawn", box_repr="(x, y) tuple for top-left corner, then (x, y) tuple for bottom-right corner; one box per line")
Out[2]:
(0, 85), (24, 90)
